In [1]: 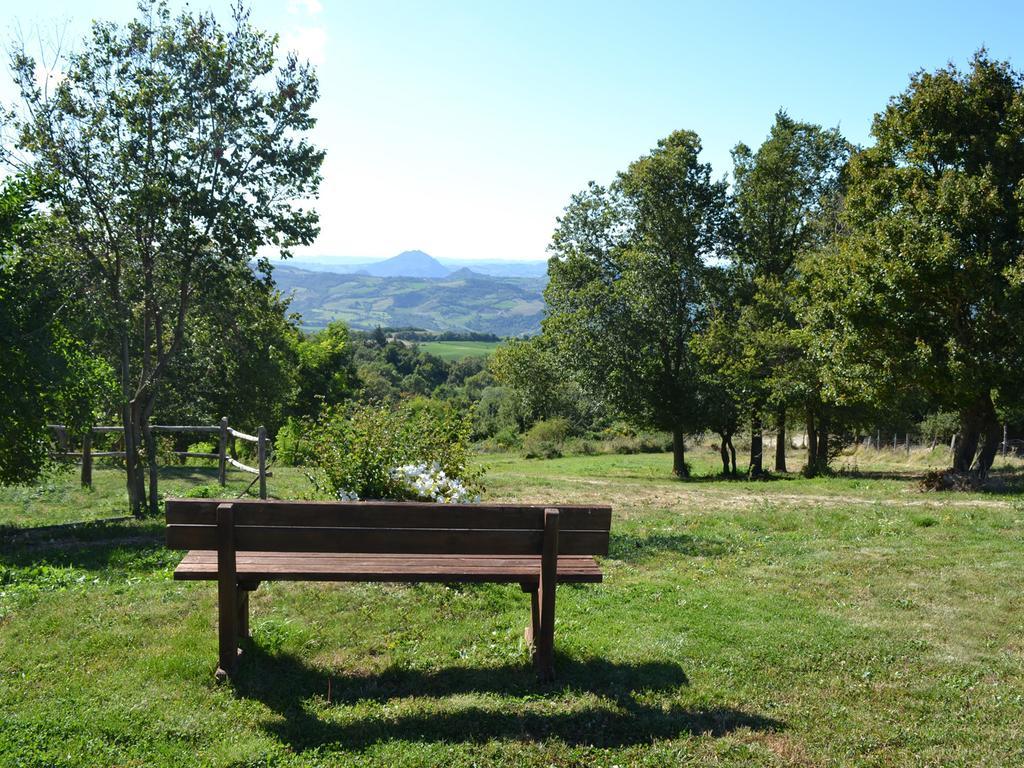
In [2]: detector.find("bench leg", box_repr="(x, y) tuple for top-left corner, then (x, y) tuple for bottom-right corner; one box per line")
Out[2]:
(535, 578), (555, 681)
(216, 575), (239, 681)
(522, 583), (539, 650)
(237, 587), (249, 640)
(534, 509), (559, 682)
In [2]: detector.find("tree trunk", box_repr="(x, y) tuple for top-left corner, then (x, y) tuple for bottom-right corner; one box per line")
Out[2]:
(143, 422), (158, 517)
(816, 415), (831, 475)
(120, 331), (145, 517)
(749, 418), (763, 477)
(727, 437), (737, 475)
(124, 399), (146, 517)
(972, 420), (1002, 478)
(142, 396), (159, 517)
(961, 392), (1001, 478)
(954, 400), (985, 473)
(775, 407), (787, 473)
(805, 409), (818, 476)
(954, 429), (979, 473)
(718, 433), (730, 475)
(672, 429), (688, 478)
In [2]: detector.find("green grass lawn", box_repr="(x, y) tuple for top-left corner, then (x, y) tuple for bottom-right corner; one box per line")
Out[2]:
(2, 449), (1024, 766)
(419, 340), (500, 360)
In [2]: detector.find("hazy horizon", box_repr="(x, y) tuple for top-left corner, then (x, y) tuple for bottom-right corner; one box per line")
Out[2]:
(279, 250), (548, 265)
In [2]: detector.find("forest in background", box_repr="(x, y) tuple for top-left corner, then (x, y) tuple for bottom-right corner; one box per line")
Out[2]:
(1, 2), (1022, 514)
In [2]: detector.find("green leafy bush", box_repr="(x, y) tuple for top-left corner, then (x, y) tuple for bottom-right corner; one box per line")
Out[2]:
(184, 440), (217, 467)
(494, 427), (521, 449)
(523, 418), (569, 459)
(607, 431), (672, 454)
(273, 418), (306, 466)
(305, 398), (483, 501)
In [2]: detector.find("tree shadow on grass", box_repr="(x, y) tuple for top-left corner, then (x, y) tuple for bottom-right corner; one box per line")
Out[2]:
(0, 519), (169, 572)
(232, 648), (781, 750)
(831, 470), (926, 481)
(608, 532), (733, 562)
(834, 466), (1024, 493)
(679, 472), (796, 484)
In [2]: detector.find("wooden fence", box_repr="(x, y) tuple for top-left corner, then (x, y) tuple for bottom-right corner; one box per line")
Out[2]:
(48, 417), (270, 499)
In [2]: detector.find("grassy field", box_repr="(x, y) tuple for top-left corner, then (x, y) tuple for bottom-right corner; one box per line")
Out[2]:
(2, 448), (1024, 766)
(419, 340), (501, 360)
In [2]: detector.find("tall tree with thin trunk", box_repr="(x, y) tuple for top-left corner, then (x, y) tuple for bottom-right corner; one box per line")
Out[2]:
(728, 112), (850, 475)
(3, 1), (324, 513)
(544, 131), (729, 478)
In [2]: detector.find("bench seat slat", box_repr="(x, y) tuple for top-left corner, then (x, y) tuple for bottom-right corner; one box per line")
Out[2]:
(173, 551), (603, 583)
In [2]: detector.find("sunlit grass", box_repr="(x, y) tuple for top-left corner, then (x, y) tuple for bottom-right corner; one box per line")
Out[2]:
(1, 449), (1023, 765)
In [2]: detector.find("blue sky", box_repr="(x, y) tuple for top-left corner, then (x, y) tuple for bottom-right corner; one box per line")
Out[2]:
(4, 1), (1023, 262)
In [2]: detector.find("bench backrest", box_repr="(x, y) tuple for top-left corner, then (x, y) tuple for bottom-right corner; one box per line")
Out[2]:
(165, 498), (611, 556)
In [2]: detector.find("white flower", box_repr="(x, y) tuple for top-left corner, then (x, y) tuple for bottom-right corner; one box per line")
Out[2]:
(388, 462), (478, 504)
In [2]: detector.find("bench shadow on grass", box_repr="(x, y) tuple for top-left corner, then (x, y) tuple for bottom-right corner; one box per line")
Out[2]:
(233, 648), (782, 750)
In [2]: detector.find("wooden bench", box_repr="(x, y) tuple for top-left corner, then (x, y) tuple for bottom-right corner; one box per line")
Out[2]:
(165, 498), (612, 681)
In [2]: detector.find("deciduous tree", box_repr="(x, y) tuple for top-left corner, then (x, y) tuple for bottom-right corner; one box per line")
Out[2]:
(545, 131), (729, 477)
(3, 1), (324, 512)
(728, 113), (850, 474)
(808, 51), (1024, 477)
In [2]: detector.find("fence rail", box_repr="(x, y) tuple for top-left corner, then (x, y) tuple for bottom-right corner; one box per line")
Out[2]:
(47, 417), (270, 499)
(227, 427), (259, 442)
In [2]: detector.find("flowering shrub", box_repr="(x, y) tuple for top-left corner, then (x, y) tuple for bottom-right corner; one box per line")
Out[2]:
(390, 462), (480, 504)
(304, 398), (484, 502)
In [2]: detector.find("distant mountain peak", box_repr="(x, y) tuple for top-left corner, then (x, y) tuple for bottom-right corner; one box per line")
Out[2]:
(364, 250), (450, 278)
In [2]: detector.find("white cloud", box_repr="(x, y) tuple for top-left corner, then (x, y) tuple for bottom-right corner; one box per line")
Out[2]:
(287, 0), (323, 15)
(282, 26), (327, 66)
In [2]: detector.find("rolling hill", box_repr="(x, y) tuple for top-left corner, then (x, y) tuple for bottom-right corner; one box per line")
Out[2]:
(273, 263), (546, 336)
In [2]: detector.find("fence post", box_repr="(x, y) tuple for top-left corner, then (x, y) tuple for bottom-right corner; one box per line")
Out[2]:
(257, 425), (267, 500)
(1003, 424), (1008, 459)
(218, 417), (228, 487)
(905, 434), (910, 454)
(81, 430), (93, 488)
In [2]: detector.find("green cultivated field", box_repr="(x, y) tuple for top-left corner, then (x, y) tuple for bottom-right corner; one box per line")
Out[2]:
(420, 340), (501, 360)
(2, 449), (1024, 766)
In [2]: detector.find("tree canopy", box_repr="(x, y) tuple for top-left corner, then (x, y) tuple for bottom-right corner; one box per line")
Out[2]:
(3, 0), (323, 511)
(808, 51), (1024, 476)
(0, 177), (114, 484)
(545, 130), (729, 476)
